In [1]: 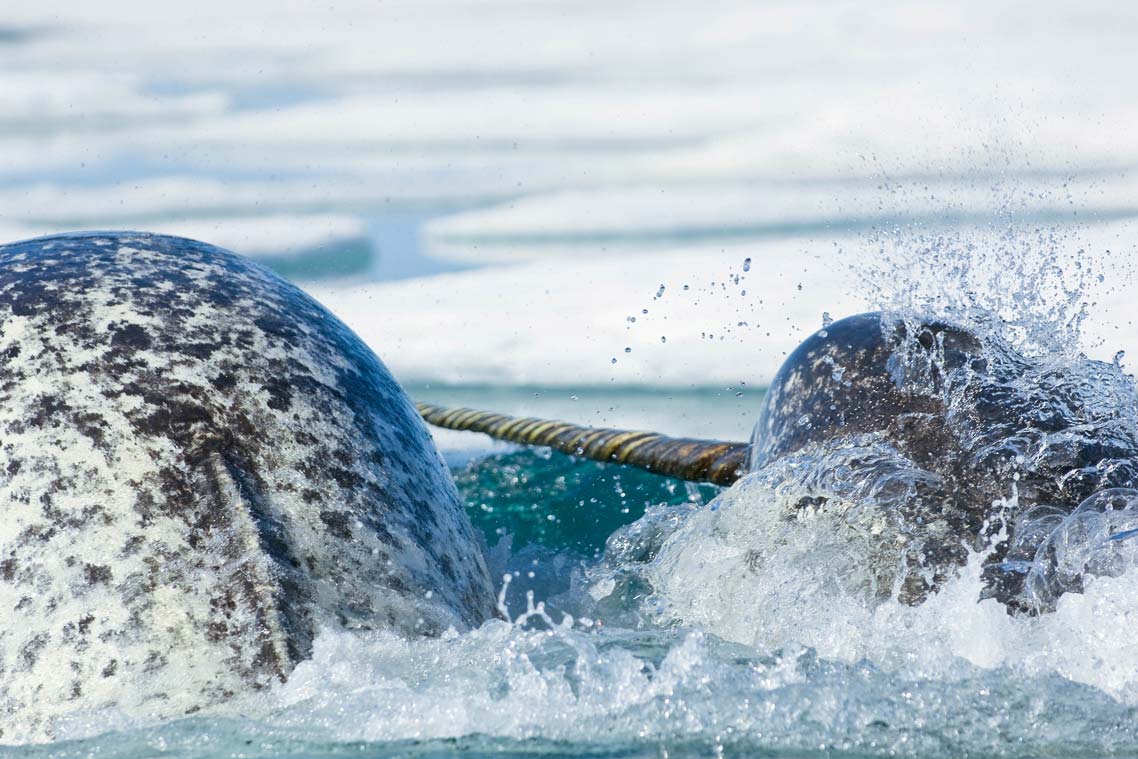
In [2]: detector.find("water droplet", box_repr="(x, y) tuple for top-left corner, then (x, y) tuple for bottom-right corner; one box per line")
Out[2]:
(611, 357), (618, 364)
(624, 346), (632, 353)
(569, 394), (579, 401)
(822, 311), (833, 327)
(661, 336), (667, 343)
(655, 284), (666, 299)
(742, 257), (752, 272)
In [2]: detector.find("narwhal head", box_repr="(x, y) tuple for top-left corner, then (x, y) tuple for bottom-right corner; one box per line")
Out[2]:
(750, 312), (986, 471)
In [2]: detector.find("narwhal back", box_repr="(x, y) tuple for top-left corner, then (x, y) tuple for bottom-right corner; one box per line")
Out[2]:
(0, 232), (496, 739)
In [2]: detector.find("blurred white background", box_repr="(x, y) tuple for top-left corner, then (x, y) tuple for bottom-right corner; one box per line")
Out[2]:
(2, 0), (1136, 410)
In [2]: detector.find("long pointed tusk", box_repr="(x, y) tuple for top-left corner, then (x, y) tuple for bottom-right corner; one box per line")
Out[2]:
(416, 402), (749, 486)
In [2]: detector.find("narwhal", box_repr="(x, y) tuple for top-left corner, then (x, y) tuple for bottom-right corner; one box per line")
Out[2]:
(0, 232), (497, 740)
(422, 312), (1138, 612)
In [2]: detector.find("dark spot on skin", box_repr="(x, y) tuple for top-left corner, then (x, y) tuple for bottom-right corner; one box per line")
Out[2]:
(18, 524), (56, 542)
(438, 554), (457, 581)
(743, 549), (763, 572)
(263, 377), (292, 411)
(78, 614), (95, 635)
(84, 564), (113, 585)
(18, 633), (49, 670)
(9, 282), (46, 316)
(111, 323), (152, 350)
(329, 467), (362, 490)
(253, 314), (298, 341)
(181, 342), (220, 360)
(29, 394), (73, 428)
(0, 558), (15, 580)
(383, 572), (410, 594)
(319, 510), (354, 540)
(121, 535), (145, 556)
(211, 373), (237, 391)
(144, 651), (167, 672)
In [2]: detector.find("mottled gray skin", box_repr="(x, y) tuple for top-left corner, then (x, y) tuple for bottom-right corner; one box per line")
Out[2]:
(0, 232), (496, 739)
(752, 312), (1138, 610)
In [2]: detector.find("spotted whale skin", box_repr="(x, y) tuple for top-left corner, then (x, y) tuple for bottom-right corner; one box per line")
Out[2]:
(0, 232), (497, 739)
(752, 312), (1138, 610)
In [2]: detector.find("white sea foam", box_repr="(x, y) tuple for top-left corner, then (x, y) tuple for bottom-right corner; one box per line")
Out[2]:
(42, 547), (1138, 754)
(644, 472), (1138, 704)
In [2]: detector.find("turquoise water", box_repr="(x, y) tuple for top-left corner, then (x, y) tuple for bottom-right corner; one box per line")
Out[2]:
(457, 448), (720, 558)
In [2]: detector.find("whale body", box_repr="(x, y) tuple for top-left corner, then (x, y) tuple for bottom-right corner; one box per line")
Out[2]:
(751, 312), (1138, 610)
(0, 232), (497, 739)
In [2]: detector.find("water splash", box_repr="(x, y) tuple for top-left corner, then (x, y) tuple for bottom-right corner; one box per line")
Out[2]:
(851, 177), (1104, 357)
